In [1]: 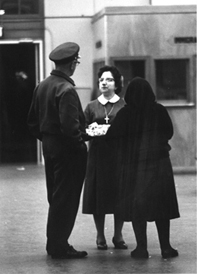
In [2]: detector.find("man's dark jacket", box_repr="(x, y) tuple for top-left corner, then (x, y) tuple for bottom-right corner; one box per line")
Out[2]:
(27, 69), (86, 147)
(27, 69), (87, 251)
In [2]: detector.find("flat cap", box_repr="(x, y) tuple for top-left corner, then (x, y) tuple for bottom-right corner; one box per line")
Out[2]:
(49, 42), (80, 64)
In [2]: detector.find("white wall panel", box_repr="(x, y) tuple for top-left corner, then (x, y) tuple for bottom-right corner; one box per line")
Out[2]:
(45, 0), (94, 16)
(152, 0), (197, 5)
(45, 18), (93, 107)
(93, 0), (149, 13)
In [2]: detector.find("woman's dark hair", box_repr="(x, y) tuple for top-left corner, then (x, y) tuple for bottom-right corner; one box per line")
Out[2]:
(97, 65), (122, 94)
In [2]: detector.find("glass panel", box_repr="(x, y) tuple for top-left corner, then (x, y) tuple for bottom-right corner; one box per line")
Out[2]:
(21, 0), (39, 14)
(0, 0), (39, 14)
(155, 59), (188, 101)
(1, 0), (19, 14)
(114, 60), (145, 96)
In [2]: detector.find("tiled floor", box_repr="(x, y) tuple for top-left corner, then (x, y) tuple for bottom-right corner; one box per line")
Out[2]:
(0, 164), (196, 274)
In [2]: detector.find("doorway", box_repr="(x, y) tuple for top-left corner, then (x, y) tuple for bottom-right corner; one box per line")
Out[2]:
(0, 41), (42, 163)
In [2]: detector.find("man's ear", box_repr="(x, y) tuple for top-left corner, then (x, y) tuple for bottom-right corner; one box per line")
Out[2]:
(70, 61), (76, 71)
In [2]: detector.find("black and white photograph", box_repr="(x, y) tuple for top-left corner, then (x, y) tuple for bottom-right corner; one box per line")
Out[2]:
(0, 0), (196, 273)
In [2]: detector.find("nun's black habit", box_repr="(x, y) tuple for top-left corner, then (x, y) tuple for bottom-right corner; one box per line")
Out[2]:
(106, 77), (180, 222)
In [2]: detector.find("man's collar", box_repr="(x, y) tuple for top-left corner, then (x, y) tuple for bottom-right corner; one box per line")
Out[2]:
(98, 94), (120, 105)
(51, 70), (75, 86)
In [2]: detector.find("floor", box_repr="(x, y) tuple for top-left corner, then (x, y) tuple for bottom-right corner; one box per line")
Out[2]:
(0, 164), (196, 274)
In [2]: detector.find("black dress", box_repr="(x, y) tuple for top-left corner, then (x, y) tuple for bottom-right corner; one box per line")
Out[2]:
(82, 95), (125, 214)
(106, 78), (180, 222)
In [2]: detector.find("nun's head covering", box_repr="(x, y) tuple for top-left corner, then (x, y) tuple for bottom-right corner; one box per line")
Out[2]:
(125, 77), (156, 108)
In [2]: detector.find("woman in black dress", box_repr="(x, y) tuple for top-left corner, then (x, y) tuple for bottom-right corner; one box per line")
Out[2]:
(106, 77), (180, 259)
(83, 66), (127, 250)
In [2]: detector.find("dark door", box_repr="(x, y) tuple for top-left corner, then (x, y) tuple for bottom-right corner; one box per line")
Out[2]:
(0, 43), (37, 163)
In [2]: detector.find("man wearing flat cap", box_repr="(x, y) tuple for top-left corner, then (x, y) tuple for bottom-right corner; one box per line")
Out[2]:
(27, 42), (88, 259)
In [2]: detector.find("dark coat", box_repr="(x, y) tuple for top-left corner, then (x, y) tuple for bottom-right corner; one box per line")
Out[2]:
(27, 69), (86, 147)
(106, 77), (180, 222)
(82, 98), (125, 214)
(27, 69), (87, 247)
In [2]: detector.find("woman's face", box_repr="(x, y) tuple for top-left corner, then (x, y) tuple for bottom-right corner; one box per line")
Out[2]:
(98, 71), (116, 97)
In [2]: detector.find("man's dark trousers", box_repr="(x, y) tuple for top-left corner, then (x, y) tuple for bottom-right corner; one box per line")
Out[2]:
(42, 134), (87, 250)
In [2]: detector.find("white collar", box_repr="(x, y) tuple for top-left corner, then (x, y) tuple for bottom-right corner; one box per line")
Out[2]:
(98, 94), (120, 105)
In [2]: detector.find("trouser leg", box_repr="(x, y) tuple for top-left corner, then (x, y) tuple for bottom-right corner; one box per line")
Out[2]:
(46, 148), (87, 250)
(44, 156), (54, 206)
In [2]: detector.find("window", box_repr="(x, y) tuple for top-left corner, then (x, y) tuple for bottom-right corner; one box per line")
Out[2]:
(155, 59), (189, 103)
(0, 0), (39, 15)
(113, 59), (146, 97)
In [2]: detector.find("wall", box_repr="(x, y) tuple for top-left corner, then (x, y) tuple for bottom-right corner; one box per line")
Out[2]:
(43, 0), (151, 108)
(169, 108), (196, 171)
(44, 0), (94, 16)
(152, 0), (196, 5)
(93, 0), (149, 13)
(92, 6), (196, 58)
(44, 0), (150, 16)
(92, 5), (196, 171)
(44, 3), (94, 109)
(43, 1), (196, 171)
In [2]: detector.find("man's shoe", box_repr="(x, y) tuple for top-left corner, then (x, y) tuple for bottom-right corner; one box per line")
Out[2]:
(46, 241), (69, 256)
(162, 247), (179, 259)
(51, 245), (88, 259)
